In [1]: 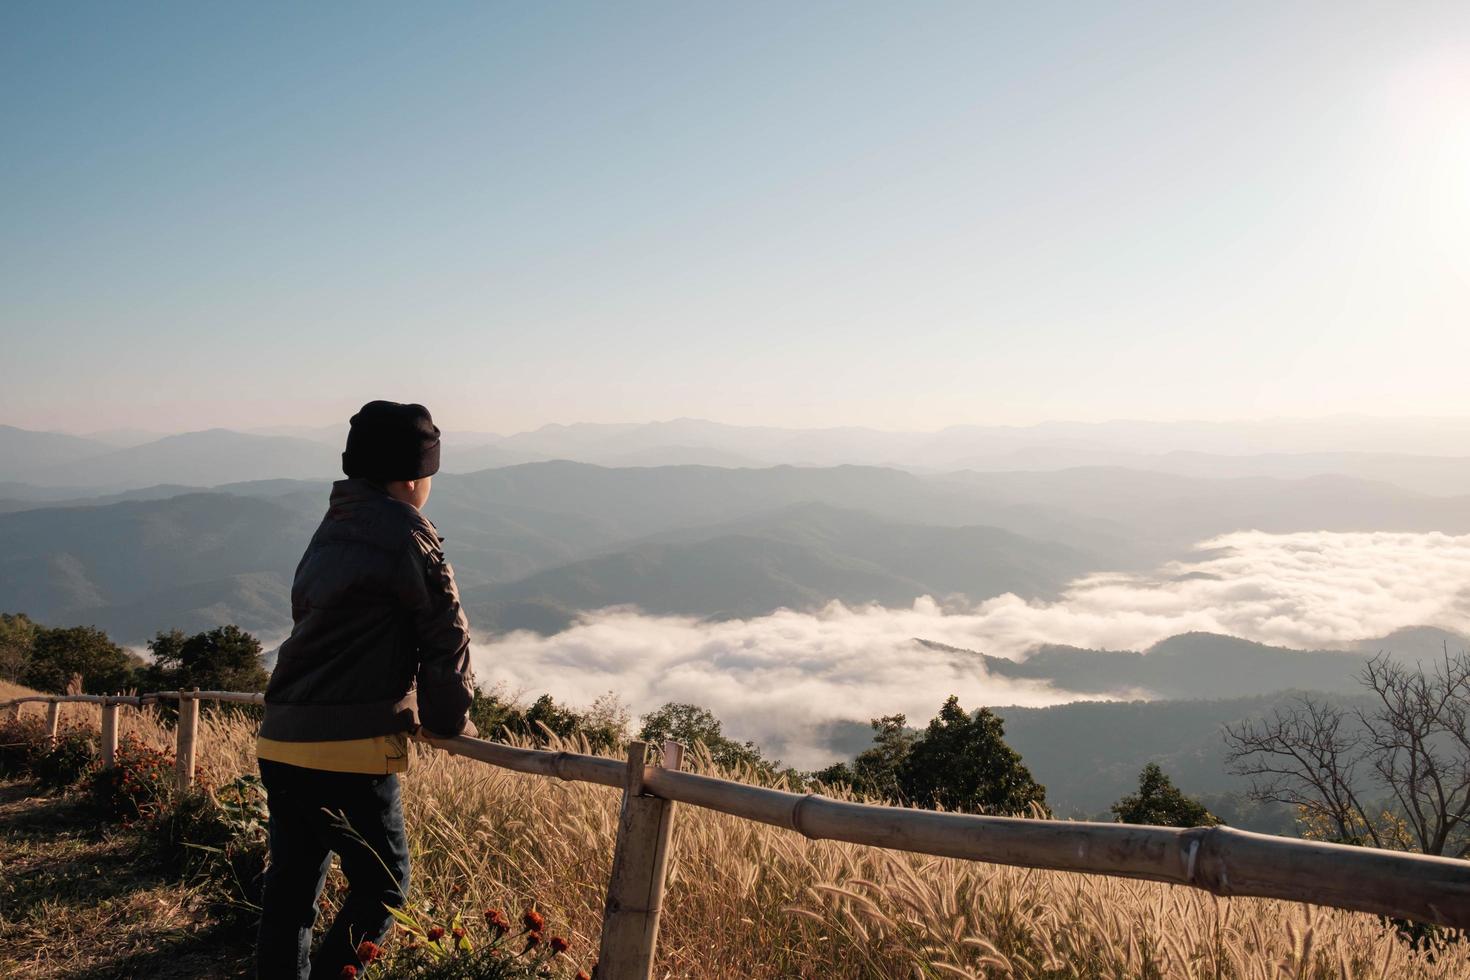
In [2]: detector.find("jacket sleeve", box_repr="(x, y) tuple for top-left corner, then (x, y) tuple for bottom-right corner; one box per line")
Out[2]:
(399, 524), (478, 736)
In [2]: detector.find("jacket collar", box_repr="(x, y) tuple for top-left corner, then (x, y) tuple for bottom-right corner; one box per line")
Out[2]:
(327, 478), (442, 539)
(329, 477), (393, 507)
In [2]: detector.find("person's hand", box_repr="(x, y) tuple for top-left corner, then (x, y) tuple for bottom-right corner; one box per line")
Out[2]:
(417, 719), (478, 740)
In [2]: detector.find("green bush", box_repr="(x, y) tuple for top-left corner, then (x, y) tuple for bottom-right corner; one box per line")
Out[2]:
(87, 732), (175, 822)
(0, 714), (46, 777)
(152, 773), (270, 910)
(32, 724), (96, 788)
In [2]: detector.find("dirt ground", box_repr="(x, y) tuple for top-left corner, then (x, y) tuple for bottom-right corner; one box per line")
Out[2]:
(0, 780), (254, 979)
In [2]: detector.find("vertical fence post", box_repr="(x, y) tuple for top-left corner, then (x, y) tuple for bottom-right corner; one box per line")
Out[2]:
(100, 697), (119, 768)
(596, 739), (683, 980)
(176, 689), (200, 792)
(45, 700), (61, 746)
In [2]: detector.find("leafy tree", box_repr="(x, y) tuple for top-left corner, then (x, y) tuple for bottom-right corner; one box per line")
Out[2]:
(468, 689), (627, 752)
(579, 691), (632, 751)
(815, 714), (917, 801)
(1111, 762), (1221, 827)
(523, 693), (586, 741)
(22, 625), (139, 694)
(139, 625), (270, 693)
(0, 612), (38, 683)
(897, 696), (1048, 815)
(638, 702), (769, 772)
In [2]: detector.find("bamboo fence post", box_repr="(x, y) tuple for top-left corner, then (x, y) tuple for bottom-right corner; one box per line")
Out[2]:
(176, 689), (200, 791)
(99, 697), (119, 768)
(595, 740), (684, 980)
(44, 699), (60, 746)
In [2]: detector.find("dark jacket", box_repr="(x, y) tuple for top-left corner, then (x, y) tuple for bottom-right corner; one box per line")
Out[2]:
(260, 479), (476, 741)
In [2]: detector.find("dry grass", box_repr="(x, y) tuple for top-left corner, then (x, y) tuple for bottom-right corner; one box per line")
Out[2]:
(3, 684), (1469, 978)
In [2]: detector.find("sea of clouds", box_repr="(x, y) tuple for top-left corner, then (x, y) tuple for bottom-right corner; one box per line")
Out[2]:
(470, 530), (1470, 767)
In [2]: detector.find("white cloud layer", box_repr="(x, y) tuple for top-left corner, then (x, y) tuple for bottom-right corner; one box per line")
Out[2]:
(471, 531), (1470, 768)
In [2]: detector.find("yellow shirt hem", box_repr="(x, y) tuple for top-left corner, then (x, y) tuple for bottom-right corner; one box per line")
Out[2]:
(256, 734), (410, 775)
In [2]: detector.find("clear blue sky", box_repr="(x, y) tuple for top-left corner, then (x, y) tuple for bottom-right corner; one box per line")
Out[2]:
(2, 2), (1466, 434)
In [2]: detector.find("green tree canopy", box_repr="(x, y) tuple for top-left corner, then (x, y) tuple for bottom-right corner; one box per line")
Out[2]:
(0, 612), (38, 683)
(897, 696), (1048, 815)
(1111, 762), (1221, 828)
(140, 625), (270, 693)
(815, 714), (918, 801)
(468, 689), (628, 752)
(638, 702), (768, 772)
(22, 624), (138, 694)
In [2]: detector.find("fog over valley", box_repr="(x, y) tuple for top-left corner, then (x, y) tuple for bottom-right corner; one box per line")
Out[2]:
(471, 529), (1470, 769)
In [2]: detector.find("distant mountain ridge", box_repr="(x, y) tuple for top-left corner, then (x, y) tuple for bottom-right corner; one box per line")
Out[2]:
(15, 416), (1470, 492)
(466, 502), (1093, 634)
(0, 425), (113, 479)
(4, 458), (1470, 654)
(914, 631), (1393, 700)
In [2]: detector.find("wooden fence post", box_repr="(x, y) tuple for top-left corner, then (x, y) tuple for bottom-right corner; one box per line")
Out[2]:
(45, 700), (61, 746)
(595, 740), (683, 980)
(176, 689), (200, 791)
(100, 698), (119, 768)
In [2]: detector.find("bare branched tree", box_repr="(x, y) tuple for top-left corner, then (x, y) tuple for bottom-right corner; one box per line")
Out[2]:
(1360, 651), (1470, 856)
(1224, 648), (1470, 856)
(1223, 693), (1387, 848)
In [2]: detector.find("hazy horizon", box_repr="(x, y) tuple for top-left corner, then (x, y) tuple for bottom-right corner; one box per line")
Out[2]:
(23, 409), (1470, 441)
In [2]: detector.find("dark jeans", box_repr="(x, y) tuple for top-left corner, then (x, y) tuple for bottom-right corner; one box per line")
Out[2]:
(256, 759), (411, 980)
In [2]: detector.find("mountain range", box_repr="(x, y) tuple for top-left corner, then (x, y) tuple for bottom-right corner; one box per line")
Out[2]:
(4, 455), (1468, 664)
(13, 418), (1470, 494)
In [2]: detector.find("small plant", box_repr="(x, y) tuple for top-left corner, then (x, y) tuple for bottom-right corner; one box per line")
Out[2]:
(153, 773), (270, 910)
(32, 723), (96, 788)
(357, 904), (590, 979)
(88, 732), (175, 821)
(0, 714), (46, 777)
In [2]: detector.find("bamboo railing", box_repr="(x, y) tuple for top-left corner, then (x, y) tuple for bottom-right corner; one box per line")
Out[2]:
(5, 690), (1470, 978)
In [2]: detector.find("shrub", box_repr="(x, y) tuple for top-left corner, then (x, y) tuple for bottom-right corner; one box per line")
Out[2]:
(470, 689), (627, 753)
(370, 905), (590, 979)
(32, 723), (96, 788)
(152, 773), (270, 910)
(0, 714), (46, 777)
(88, 732), (175, 821)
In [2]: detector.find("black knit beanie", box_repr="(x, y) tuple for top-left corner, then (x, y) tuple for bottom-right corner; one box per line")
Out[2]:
(342, 401), (442, 481)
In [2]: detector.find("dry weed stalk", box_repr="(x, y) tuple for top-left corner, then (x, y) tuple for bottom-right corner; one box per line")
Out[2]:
(6, 684), (1468, 979)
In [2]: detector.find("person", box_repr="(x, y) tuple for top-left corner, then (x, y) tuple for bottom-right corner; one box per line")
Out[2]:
(255, 400), (477, 980)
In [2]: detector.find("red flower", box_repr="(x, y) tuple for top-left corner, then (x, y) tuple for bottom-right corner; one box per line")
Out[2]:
(452, 926), (465, 940)
(523, 931), (543, 952)
(356, 940), (380, 963)
(577, 971), (592, 980)
(339, 968), (357, 979)
(522, 908), (545, 933)
(549, 935), (570, 955)
(427, 925), (445, 942)
(484, 908), (511, 934)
